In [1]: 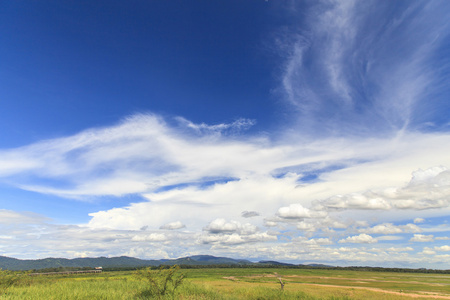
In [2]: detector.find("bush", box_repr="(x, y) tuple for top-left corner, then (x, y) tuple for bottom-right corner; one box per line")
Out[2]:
(0, 269), (20, 295)
(135, 265), (185, 299)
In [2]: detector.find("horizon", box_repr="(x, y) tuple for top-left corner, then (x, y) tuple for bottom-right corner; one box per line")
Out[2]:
(1, 1), (450, 269)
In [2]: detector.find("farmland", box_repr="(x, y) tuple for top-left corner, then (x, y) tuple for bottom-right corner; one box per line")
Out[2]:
(1, 267), (450, 299)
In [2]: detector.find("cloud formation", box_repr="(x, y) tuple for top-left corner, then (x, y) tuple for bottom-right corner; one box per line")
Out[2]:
(160, 221), (186, 230)
(314, 166), (450, 211)
(339, 234), (378, 244)
(278, 1), (450, 135)
(0, 1), (449, 269)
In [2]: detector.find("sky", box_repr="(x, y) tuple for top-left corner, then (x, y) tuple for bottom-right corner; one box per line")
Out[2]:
(0, 0), (450, 269)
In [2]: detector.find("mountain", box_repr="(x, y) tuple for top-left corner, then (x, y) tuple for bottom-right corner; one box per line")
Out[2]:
(0, 255), (255, 271)
(258, 260), (296, 266)
(167, 255), (253, 266)
(306, 263), (334, 268)
(0, 255), (158, 271)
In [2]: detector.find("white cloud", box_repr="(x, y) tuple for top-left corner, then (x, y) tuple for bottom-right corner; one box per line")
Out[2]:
(414, 218), (425, 224)
(277, 204), (313, 219)
(307, 238), (333, 245)
(200, 232), (276, 246)
(204, 219), (257, 235)
(387, 247), (413, 252)
(175, 117), (256, 135)
(420, 247), (436, 255)
(278, 1), (450, 136)
(1, 116), (450, 267)
(434, 245), (450, 252)
(196, 218), (278, 246)
(360, 223), (402, 235)
(131, 233), (167, 242)
(359, 223), (421, 235)
(316, 193), (392, 210)
(160, 221), (186, 230)
(377, 236), (403, 241)
(315, 166), (450, 212)
(295, 221), (316, 232)
(401, 224), (422, 233)
(410, 234), (434, 243)
(0, 209), (49, 224)
(339, 234), (378, 244)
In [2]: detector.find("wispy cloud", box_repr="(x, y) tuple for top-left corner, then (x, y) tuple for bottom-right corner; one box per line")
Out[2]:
(277, 0), (450, 135)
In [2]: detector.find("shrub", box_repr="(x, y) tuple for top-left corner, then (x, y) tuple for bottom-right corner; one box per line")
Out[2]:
(135, 265), (185, 299)
(0, 269), (20, 295)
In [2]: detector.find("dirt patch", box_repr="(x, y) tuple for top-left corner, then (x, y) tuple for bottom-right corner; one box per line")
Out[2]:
(238, 274), (450, 298)
(223, 276), (239, 281)
(298, 283), (450, 299)
(283, 275), (448, 287)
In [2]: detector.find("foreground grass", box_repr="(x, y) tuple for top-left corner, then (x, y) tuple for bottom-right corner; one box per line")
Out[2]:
(1, 268), (449, 299)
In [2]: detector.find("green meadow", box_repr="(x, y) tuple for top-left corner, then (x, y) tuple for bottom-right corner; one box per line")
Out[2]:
(1, 267), (450, 299)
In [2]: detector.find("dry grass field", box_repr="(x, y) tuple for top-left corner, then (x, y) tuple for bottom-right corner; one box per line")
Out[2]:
(1, 267), (449, 299)
(186, 268), (450, 299)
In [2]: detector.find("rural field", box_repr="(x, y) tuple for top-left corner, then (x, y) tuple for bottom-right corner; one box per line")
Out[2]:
(1, 267), (450, 299)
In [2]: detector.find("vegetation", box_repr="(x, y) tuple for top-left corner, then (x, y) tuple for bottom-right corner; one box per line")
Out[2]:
(134, 265), (185, 299)
(0, 269), (19, 295)
(0, 267), (449, 299)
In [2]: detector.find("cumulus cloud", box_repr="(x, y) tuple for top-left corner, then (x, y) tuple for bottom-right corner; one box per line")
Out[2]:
(277, 204), (313, 219)
(307, 238), (333, 245)
(200, 232), (276, 245)
(387, 247), (413, 252)
(401, 224), (422, 233)
(410, 234), (434, 243)
(339, 234), (378, 244)
(315, 166), (450, 211)
(376, 236), (403, 241)
(204, 219), (257, 235)
(420, 247), (436, 255)
(359, 223), (402, 235)
(131, 233), (167, 242)
(359, 223), (421, 235)
(1, 116), (450, 266)
(414, 218), (425, 224)
(295, 221), (316, 232)
(200, 219), (276, 246)
(434, 245), (450, 252)
(159, 221), (186, 230)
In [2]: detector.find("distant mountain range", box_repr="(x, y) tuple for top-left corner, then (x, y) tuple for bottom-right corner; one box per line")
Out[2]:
(2, 256), (447, 274)
(1, 255), (321, 271)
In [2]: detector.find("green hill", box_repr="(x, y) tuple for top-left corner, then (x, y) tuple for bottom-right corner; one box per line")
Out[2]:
(0, 255), (253, 271)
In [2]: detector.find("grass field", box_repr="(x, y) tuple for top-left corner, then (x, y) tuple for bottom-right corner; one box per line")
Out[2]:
(1, 268), (449, 299)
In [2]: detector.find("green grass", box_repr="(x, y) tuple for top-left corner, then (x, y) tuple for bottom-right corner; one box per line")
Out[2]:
(1, 268), (449, 299)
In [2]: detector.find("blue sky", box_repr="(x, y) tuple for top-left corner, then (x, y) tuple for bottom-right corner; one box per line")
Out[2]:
(1, 1), (450, 268)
